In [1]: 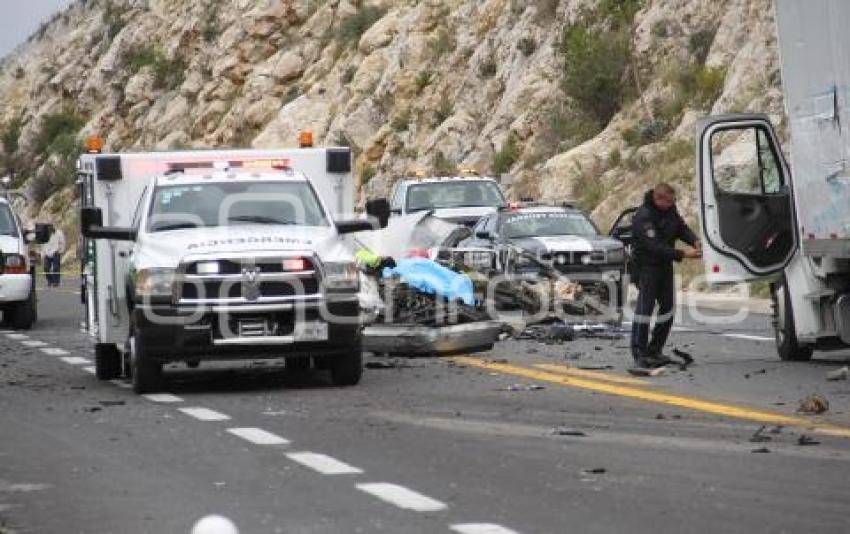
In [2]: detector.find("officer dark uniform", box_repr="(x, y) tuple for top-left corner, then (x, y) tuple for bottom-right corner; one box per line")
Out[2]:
(630, 186), (699, 367)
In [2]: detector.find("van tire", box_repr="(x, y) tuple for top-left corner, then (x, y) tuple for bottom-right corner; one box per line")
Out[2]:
(772, 278), (814, 361)
(95, 343), (122, 380)
(10, 287), (36, 330)
(329, 345), (363, 386)
(129, 326), (163, 394)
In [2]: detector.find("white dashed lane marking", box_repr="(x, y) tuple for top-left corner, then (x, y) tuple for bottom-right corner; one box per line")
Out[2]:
(451, 524), (521, 534)
(286, 452), (363, 475)
(178, 407), (231, 421)
(61, 356), (91, 365)
(723, 333), (773, 342)
(6, 334), (28, 340)
(356, 483), (448, 512)
(143, 393), (183, 403)
(82, 366), (96, 374)
(227, 428), (289, 445)
(21, 340), (47, 347)
(40, 347), (69, 356)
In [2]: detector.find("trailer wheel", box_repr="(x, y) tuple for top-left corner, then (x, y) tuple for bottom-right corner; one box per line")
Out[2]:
(129, 327), (163, 394)
(772, 278), (814, 361)
(328, 345), (363, 386)
(95, 343), (122, 380)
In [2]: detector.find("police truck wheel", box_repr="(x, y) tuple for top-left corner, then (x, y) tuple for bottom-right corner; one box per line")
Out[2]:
(772, 278), (814, 361)
(329, 345), (363, 386)
(10, 288), (36, 330)
(129, 328), (163, 394)
(95, 343), (122, 380)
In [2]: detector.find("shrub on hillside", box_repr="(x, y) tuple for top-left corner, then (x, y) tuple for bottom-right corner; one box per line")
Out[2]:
(337, 6), (386, 47)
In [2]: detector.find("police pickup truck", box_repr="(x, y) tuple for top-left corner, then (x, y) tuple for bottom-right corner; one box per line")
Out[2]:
(78, 146), (387, 393)
(0, 193), (49, 329)
(389, 175), (507, 227)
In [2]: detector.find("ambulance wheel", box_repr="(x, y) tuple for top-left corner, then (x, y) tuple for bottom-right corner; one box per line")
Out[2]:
(329, 345), (363, 386)
(772, 278), (814, 361)
(129, 327), (163, 394)
(95, 343), (122, 380)
(286, 356), (312, 374)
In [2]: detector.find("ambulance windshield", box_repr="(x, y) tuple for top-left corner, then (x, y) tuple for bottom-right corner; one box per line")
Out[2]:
(147, 181), (328, 232)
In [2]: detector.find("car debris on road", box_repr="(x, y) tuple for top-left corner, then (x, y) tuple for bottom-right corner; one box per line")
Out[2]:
(826, 366), (849, 381)
(798, 395), (830, 415)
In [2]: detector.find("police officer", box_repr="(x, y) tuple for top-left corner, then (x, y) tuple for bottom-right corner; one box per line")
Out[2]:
(630, 183), (701, 368)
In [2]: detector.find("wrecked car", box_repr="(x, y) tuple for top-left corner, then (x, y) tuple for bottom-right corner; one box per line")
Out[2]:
(353, 212), (501, 356)
(460, 204), (627, 322)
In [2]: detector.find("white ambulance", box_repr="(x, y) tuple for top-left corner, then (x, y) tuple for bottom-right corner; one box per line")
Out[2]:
(78, 141), (388, 393)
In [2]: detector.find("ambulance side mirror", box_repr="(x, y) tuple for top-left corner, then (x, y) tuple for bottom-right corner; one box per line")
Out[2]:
(81, 207), (137, 241)
(33, 223), (52, 244)
(365, 198), (390, 229)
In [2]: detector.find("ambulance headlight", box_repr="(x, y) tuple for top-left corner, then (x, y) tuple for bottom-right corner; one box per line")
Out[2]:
(136, 268), (176, 299)
(323, 262), (359, 292)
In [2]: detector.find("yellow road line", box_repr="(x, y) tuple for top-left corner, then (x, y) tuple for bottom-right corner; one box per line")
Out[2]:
(452, 356), (850, 438)
(532, 363), (650, 386)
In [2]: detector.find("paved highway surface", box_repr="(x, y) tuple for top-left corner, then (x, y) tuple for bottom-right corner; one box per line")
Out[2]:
(1, 281), (849, 533)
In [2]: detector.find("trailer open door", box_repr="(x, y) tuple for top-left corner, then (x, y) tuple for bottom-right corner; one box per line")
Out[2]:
(696, 114), (799, 283)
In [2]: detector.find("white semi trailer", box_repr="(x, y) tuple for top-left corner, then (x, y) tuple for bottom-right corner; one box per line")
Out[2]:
(696, 0), (850, 360)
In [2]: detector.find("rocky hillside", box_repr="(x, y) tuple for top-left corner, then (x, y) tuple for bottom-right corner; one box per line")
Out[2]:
(0, 0), (784, 262)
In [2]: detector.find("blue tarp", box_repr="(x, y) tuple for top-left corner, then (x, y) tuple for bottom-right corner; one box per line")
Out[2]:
(382, 258), (475, 306)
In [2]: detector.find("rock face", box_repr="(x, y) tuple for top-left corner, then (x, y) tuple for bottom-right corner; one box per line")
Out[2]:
(0, 0), (783, 261)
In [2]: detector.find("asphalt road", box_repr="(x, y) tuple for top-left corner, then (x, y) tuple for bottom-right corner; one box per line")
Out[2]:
(1, 281), (849, 534)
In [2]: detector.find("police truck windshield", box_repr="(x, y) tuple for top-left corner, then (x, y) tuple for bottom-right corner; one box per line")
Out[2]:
(406, 181), (506, 212)
(0, 204), (18, 236)
(503, 212), (599, 239)
(147, 181), (328, 232)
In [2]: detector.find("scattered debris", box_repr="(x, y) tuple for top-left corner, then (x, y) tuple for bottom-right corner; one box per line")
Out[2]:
(749, 426), (772, 443)
(798, 394), (830, 415)
(826, 366), (849, 381)
(577, 365), (614, 371)
(628, 366), (668, 377)
(552, 428), (587, 437)
(672, 348), (694, 370)
(365, 361), (399, 370)
(98, 400), (126, 407)
(581, 468), (607, 475)
(655, 413), (666, 420)
(797, 434), (821, 446)
(564, 351), (582, 361)
(751, 447), (771, 454)
(485, 358), (508, 364)
(770, 425), (784, 434)
(83, 406), (102, 413)
(501, 383), (545, 392)
(516, 321), (575, 345)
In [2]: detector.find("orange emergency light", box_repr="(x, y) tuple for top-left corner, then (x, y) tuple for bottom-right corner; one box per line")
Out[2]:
(299, 130), (314, 148)
(85, 135), (104, 154)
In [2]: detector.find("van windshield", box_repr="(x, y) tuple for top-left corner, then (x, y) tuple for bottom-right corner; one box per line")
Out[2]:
(0, 204), (18, 236)
(147, 181), (328, 232)
(406, 181), (506, 212)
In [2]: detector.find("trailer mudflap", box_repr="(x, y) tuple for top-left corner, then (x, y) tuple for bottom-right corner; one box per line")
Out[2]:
(363, 321), (502, 356)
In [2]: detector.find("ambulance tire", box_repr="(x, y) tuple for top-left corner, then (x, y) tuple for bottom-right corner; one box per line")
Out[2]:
(329, 345), (363, 387)
(95, 343), (122, 380)
(129, 324), (164, 394)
